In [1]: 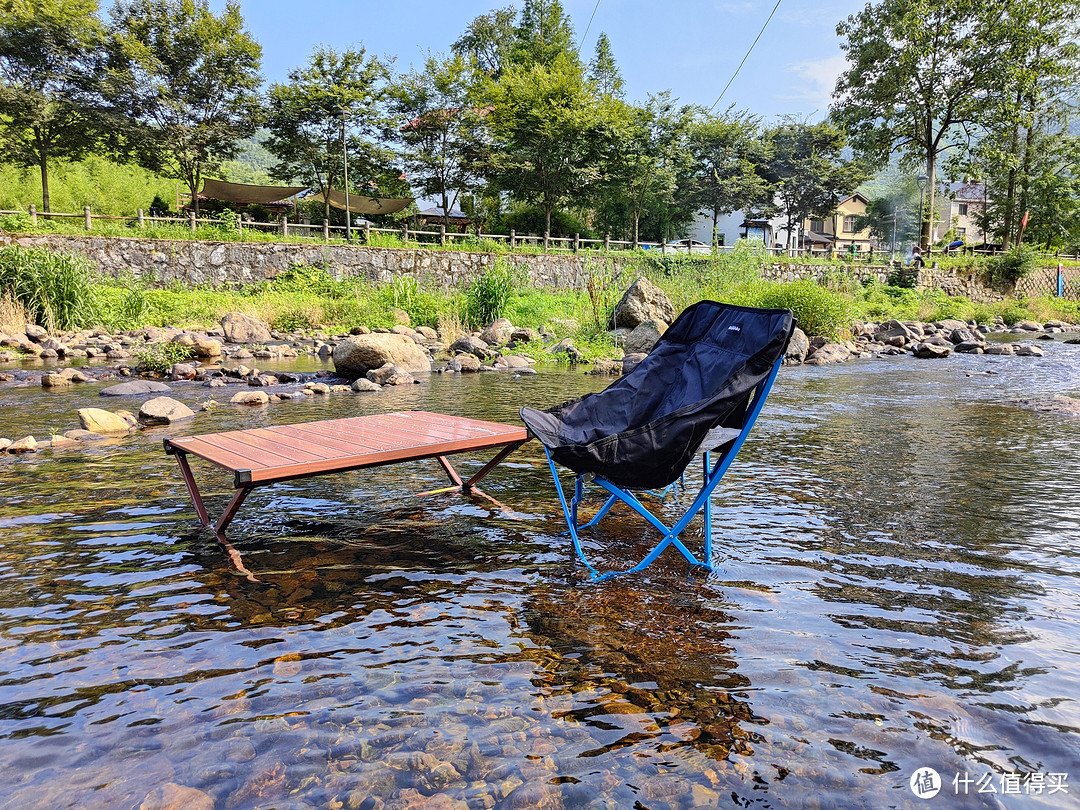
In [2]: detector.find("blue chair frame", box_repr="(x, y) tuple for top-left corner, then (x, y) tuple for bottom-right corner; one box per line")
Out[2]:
(542, 357), (783, 581)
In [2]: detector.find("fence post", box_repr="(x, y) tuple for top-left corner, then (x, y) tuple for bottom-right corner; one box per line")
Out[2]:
(364, 221), (371, 244)
(604, 233), (610, 252)
(137, 209), (145, 228)
(281, 215), (288, 238)
(189, 211), (196, 232)
(509, 229), (516, 250)
(29, 204), (37, 226)
(574, 233), (579, 252)
(544, 231), (550, 251)
(401, 223), (409, 244)
(84, 206), (92, 231)
(323, 219), (329, 242)
(440, 224), (446, 247)
(236, 216), (243, 237)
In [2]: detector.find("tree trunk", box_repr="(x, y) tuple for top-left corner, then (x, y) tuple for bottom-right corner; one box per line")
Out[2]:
(633, 210), (640, 247)
(39, 152), (50, 214)
(1000, 89), (1024, 249)
(922, 154), (936, 252)
(545, 205), (551, 237)
(712, 210), (719, 248)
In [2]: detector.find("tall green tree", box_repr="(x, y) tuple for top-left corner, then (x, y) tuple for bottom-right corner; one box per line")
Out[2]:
(264, 46), (391, 222)
(452, 6), (517, 78)
(833, 0), (1004, 249)
(683, 110), (770, 248)
(588, 33), (623, 99)
(511, 0), (575, 68)
(105, 0), (262, 216)
(760, 119), (867, 249)
(388, 53), (481, 217)
(482, 54), (602, 235)
(0, 0), (106, 212)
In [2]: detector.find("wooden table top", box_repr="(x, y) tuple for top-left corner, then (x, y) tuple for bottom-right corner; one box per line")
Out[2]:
(164, 410), (529, 485)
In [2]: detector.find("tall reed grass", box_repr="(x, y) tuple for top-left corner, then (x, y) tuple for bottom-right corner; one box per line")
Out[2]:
(0, 246), (97, 332)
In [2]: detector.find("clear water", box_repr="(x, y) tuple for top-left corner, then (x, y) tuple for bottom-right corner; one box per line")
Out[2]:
(0, 343), (1078, 809)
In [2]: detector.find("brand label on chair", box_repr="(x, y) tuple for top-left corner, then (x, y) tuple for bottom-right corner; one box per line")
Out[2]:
(728, 324), (742, 332)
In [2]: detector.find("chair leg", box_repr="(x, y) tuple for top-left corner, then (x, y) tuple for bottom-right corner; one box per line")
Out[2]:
(543, 450), (600, 578)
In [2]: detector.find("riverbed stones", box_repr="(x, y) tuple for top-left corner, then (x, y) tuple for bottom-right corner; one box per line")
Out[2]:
(7, 435), (37, 453)
(1014, 320), (1043, 331)
(493, 354), (534, 370)
(985, 343), (1014, 355)
(77, 407), (132, 434)
(611, 277), (676, 329)
(304, 382), (331, 394)
(1014, 343), (1044, 357)
(954, 341), (985, 354)
(784, 327), (810, 364)
(41, 368), (88, 388)
(221, 312), (272, 343)
(138, 396), (196, 426)
(100, 380), (171, 397)
(446, 355), (481, 373)
(805, 343), (851, 365)
(367, 364), (415, 386)
(624, 319), (667, 355)
(479, 318), (515, 346)
(24, 324), (47, 341)
(622, 352), (647, 374)
(230, 391), (269, 406)
(170, 363), (197, 381)
(351, 377), (382, 392)
(138, 783), (214, 810)
(449, 335), (489, 359)
(333, 333), (432, 377)
(1011, 394), (1080, 415)
(913, 342), (952, 358)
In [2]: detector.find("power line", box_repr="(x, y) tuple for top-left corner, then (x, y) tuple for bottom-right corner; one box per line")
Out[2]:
(708, 0), (783, 113)
(578, 0), (603, 51)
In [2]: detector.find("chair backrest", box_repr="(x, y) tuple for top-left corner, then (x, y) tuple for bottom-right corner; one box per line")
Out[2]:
(523, 301), (793, 489)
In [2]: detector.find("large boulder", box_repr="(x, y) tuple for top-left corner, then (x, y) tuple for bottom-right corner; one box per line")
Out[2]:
(623, 320), (667, 355)
(100, 380), (172, 397)
(221, 312), (272, 344)
(913, 342), (952, 359)
(77, 407), (132, 434)
(138, 396), (196, 426)
(610, 278), (677, 330)
(333, 333), (432, 378)
(479, 318), (515, 346)
(449, 335), (489, 359)
(784, 327), (810, 364)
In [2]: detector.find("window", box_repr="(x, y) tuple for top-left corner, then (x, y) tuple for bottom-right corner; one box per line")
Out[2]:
(843, 215), (857, 233)
(810, 219), (825, 233)
(957, 203), (968, 216)
(957, 227), (966, 238)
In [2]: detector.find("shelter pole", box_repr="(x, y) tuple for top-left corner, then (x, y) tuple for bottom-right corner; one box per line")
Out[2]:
(340, 111), (351, 242)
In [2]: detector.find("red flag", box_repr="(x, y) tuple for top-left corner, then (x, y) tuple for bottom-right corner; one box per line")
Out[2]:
(1021, 210), (1030, 228)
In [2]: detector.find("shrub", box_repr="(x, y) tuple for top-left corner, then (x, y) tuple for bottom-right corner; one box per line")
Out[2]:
(0, 245), (98, 331)
(134, 341), (195, 373)
(757, 279), (855, 340)
(264, 263), (343, 297)
(986, 245), (1038, 288)
(464, 259), (518, 328)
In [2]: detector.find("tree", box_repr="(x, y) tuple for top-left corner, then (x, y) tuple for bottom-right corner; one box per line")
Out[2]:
(833, 0), (1004, 250)
(105, 0), (262, 216)
(760, 119), (867, 249)
(388, 53), (482, 217)
(588, 33), (623, 99)
(482, 54), (603, 235)
(683, 109), (770, 248)
(511, 0), (575, 69)
(452, 6), (517, 78)
(264, 46), (391, 222)
(0, 0), (106, 212)
(853, 170), (921, 255)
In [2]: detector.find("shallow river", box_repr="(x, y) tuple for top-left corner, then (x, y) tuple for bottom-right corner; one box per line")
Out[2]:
(0, 342), (1078, 809)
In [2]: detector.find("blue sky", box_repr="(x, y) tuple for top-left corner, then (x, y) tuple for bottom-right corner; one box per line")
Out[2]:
(222, 0), (866, 120)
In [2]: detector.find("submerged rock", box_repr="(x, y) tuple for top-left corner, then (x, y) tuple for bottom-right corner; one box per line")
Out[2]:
(1011, 394), (1080, 415)
(100, 380), (172, 397)
(77, 407), (132, 434)
(138, 396), (196, 426)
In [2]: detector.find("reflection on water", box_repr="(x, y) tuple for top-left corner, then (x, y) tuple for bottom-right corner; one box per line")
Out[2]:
(1, 344), (1079, 808)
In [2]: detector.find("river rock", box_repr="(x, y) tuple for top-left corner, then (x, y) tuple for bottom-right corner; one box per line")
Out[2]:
(1014, 343), (1044, 357)
(7, 435), (38, 453)
(138, 782), (215, 810)
(77, 407), (132, 434)
(985, 343), (1014, 355)
(784, 327), (810, 364)
(139, 396), (196, 426)
(954, 341), (985, 354)
(351, 378), (382, 393)
(24, 324), (47, 342)
(366, 364), (414, 386)
(805, 343), (851, 365)
(913, 342), (952, 358)
(611, 277), (676, 330)
(415, 325), (438, 341)
(304, 382), (330, 394)
(589, 358), (622, 375)
(1014, 320), (1043, 331)
(624, 320), (667, 355)
(0, 439), (9, 451)
(493, 354), (534, 370)
(549, 338), (584, 363)
(100, 380), (172, 397)
(877, 320), (917, 343)
(230, 391), (269, 406)
(622, 352), (647, 375)
(508, 327), (540, 347)
(221, 312), (272, 344)
(479, 318), (515, 346)
(446, 355), (481, 373)
(170, 363), (197, 381)
(333, 333), (432, 377)
(949, 327), (981, 344)
(42, 368), (87, 388)
(1011, 395), (1080, 415)
(449, 335), (490, 359)
(191, 336), (222, 358)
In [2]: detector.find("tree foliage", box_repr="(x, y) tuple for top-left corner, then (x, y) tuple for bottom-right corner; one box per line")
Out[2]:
(0, 0), (106, 211)
(105, 0), (263, 215)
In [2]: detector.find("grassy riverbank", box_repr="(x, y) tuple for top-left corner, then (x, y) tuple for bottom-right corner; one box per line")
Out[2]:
(2, 244), (1078, 363)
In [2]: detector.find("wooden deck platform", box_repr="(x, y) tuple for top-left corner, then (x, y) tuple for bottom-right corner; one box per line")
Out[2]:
(164, 410), (530, 535)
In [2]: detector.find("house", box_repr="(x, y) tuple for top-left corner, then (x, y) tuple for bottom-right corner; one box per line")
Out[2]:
(800, 193), (875, 254)
(933, 181), (986, 245)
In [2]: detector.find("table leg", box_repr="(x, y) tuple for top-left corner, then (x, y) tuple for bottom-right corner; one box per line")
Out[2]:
(174, 451), (210, 526)
(464, 441), (527, 491)
(215, 486), (252, 535)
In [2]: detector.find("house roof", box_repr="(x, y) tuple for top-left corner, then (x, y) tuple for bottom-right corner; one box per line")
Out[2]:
(949, 181), (985, 201)
(837, 192), (870, 205)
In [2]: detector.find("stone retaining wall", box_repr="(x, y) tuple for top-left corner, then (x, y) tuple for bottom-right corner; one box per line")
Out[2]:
(0, 232), (1067, 302)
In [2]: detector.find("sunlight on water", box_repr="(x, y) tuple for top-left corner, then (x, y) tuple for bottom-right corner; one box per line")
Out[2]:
(0, 343), (1078, 808)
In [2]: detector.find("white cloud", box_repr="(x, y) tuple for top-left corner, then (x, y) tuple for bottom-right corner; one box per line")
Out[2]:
(781, 53), (848, 112)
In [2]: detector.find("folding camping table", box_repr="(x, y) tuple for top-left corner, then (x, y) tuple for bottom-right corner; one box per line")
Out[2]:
(164, 410), (529, 535)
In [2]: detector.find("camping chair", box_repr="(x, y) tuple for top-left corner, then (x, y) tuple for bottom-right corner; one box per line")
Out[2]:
(521, 301), (794, 581)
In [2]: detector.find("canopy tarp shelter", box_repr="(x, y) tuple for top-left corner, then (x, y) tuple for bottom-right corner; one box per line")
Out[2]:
(319, 188), (414, 215)
(200, 179), (308, 205)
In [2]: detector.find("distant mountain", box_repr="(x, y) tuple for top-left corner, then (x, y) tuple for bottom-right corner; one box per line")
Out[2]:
(217, 130), (276, 185)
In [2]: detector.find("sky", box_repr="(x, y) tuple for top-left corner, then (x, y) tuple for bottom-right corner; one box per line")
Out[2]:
(214, 0), (867, 120)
